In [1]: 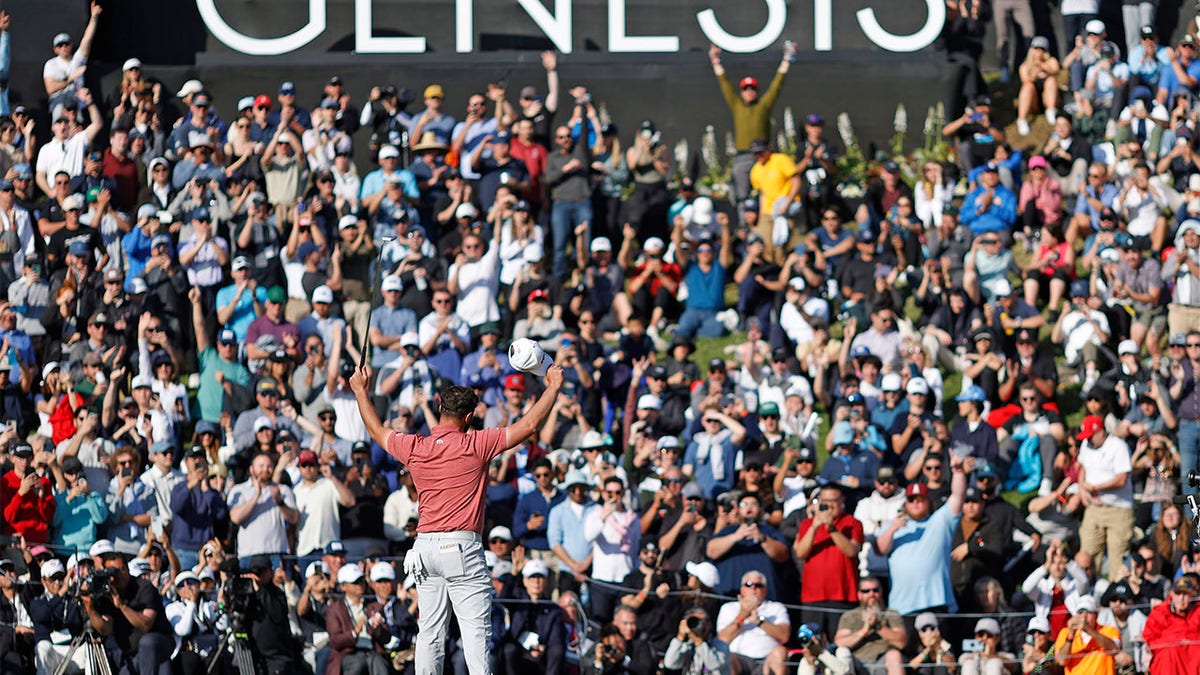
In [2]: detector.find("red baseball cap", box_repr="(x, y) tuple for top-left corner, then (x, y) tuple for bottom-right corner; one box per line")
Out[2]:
(739, 76), (759, 90)
(297, 449), (319, 465)
(1076, 415), (1104, 442)
(905, 483), (930, 500)
(504, 373), (526, 391)
(253, 94), (271, 109)
(527, 288), (550, 303)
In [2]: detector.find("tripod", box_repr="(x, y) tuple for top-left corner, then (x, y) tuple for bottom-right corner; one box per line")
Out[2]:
(53, 627), (112, 675)
(204, 622), (258, 675)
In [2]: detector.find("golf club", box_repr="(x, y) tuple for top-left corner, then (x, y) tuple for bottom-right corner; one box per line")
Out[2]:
(360, 235), (395, 368)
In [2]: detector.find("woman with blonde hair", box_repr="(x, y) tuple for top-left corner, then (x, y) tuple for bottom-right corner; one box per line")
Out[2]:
(1016, 36), (1062, 136)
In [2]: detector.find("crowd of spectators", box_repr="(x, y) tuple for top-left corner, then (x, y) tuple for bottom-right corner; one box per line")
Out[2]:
(5, 1), (1200, 674)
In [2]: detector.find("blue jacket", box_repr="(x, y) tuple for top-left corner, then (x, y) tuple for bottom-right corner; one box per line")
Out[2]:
(959, 184), (1018, 235)
(169, 481), (229, 551)
(513, 488), (565, 551)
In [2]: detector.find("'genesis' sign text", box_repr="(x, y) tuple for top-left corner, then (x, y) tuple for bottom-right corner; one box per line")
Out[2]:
(196, 0), (945, 56)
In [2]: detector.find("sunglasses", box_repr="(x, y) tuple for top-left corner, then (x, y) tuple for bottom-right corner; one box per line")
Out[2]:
(860, 587), (881, 594)
(489, 538), (509, 544)
(299, 462), (318, 468)
(743, 582), (766, 589)
(906, 495), (926, 502)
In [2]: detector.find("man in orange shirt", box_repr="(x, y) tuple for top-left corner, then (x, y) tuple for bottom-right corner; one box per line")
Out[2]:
(350, 363), (564, 675)
(1053, 594), (1121, 675)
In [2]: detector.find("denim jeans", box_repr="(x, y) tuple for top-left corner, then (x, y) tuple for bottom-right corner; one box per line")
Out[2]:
(676, 308), (727, 339)
(550, 199), (593, 278)
(1179, 419), (1200, 495)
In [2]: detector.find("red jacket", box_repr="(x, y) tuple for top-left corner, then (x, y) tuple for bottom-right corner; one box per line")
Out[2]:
(1, 470), (56, 543)
(1142, 599), (1200, 675)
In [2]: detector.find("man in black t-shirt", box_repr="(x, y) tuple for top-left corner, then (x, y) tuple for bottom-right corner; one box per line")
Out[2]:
(45, 194), (105, 274)
(82, 542), (173, 675)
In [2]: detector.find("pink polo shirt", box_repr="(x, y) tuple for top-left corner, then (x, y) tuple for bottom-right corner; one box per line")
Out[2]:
(386, 424), (507, 535)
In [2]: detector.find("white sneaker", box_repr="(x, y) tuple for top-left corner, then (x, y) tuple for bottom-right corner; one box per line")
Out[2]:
(647, 326), (669, 352)
(1082, 367), (1098, 394)
(1045, 108), (1058, 124)
(1017, 119), (1031, 136)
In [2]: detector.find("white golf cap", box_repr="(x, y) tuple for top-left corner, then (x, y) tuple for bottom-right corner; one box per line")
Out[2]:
(336, 563), (365, 584)
(312, 285), (334, 304)
(174, 571), (200, 586)
(906, 377), (930, 395)
(231, 256), (250, 271)
(1027, 616), (1051, 633)
(128, 558), (151, 577)
(369, 562), (396, 581)
(644, 237), (666, 252)
(1118, 339), (1138, 355)
(89, 539), (115, 557)
(1085, 19), (1106, 34)
(638, 394), (662, 410)
(40, 559), (65, 578)
(381, 275), (403, 292)
(508, 338), (553, 377)
(522, 559), (550, 577)
(42, 361), (60, 382)
(177, 79), (204, 98)
(123, 58), (143, 72)
(590, 237), (612, 253)
(880, 373), (902, 392)
(237, 96), (255, 111)
(338, 214), (359, 230)
(788, 276), (806, 291)
(489, 526), (513, 541)
(455, 203), (478, 220)
(399, 331), (420, 347)
(378, 145), (400, 160)
(1072, 594), (1098, 614)
(685, 561), (720, 588)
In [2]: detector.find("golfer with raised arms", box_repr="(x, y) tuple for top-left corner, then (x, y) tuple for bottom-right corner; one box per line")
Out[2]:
(349, 345), (564, 675)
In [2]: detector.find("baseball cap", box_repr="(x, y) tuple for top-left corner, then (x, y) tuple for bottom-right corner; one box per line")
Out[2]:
(174, 571), (200, 586)
(1172, 333), (1188, 347)
(644, 237), (666, 252)
(379, 145), (401, 160)
(1173, 577), (1200, 595)
(915, 612), (939, 631)
(231, 256), (250, 271)
(831, 421), (854, 446)
(1118, 339), (1139, 356)
(1071, 594), (1098, 614)
(590, 237), (613, 253)
(370, 563), (396, 582)
(974, 618), (1001, 636)
(40, 559), (66, 579)
(131, 374), (153, 390)
(177, 79), (204, 98)
(685, 561), (720, 588)
(1140, 25), (1156, 38)
(1031, 35), (1050, 50)
(1028, 155), (1047, 170)
(1027, 616), (1051, 633)
(758, 401), (780, 417)
(637, 394), (662, 410)
(312, 285), (334, 304)
(1015, 328), (1037, 343)
(955, 385), (986, 402)
(217, 329), (237, 345)
(504, 373), (525, 391)
(656, 436), (681, 450)
(1070, 279), (1090, 298)
(337, 563), (365, 584)
(976, 460), (998, 479)
(381, 275), (403, 292)
(647, 365), (668, 380)
(739, 76), (759, 90)
(522, 559), (550, 578)
(906, 378), (930, 396)
(266, 286), (287, 303)
(488, 526), (513, 542)
(424, 84), (445, 99)
(1076, 415), (1105, 441)
(681, 481), (704, 499)
(1086, 19), (1106, 34)
(53, 32), (71, 47)
(89, 539), (116, 557)
(905, 483), (930, 500)
(255, 378), (279, 395)
(880, 373), (902, 392)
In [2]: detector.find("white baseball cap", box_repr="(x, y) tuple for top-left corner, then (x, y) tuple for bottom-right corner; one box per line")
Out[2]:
(337, 563), (365, 584)
(590, 237), (612, 253)
(123, 58), (143, 72)
(522, 559), (550, 577)
(381, 275), (403, 292)
(338, 214), (359, 230)
(489, 526), (513, 541)
(177, 79), (204, 98)
(880, 373), (903, 392)
(40, 558), (66, 578)
(637, 394), (662, 410)
(906, 378), (930, 395)
(685, 561), (720, 588)
(644, 237), (666, 252)
(312, 285), (334, 304)
(174, 571), (200, 586)
(1118, 339), (1138, 356)
(89, 539), (115, 557)
(378, 145), (400, 160)
(369, 562), (396, 581)
(455, 203), (478, 220)
(508, 338), (553, 376)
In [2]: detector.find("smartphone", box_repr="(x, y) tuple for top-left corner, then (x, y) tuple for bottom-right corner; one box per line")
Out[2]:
(962, 639), (983, 653)
(818, 504), (831, 512)
(519, 631), (540, 651)
(121, 467), (133, 478)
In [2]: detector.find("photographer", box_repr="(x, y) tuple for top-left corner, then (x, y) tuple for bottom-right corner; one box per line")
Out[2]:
(795, 622), (848, 675)
(82, 540), (173, 675)
(662, 607), (730, 675)
(501, 560), (566, 675)
(164, 571), (220, 675)
(0, 558), (34, 671)
(30, 557), (86, 674)
(241, 555), (296, 675)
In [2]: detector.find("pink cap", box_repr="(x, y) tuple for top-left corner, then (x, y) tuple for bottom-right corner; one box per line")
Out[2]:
(1028, 155), (1048, 170)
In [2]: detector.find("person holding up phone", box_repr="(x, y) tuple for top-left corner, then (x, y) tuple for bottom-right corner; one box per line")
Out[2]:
(794, 485), (865, 638)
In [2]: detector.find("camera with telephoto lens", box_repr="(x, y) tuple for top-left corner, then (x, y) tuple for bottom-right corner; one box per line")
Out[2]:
(1188, 471), (1200, 489)
(81, 568), (114, 597)
(797, 624), (815, 646)
(686, 615), (704, 632)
